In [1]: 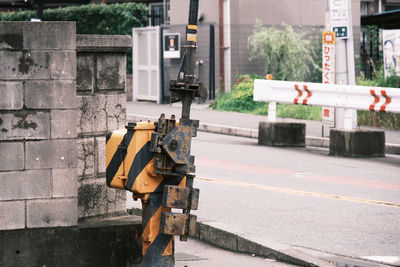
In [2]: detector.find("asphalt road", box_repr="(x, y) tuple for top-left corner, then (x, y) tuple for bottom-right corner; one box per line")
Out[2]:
(129, 131), (400, 263)
(192, 132), (400, 260)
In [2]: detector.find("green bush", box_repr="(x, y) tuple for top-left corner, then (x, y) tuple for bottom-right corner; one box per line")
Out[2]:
(0, 3), (148, 71)
(357, 66), (400, 88)
(277, 104), (321, 121)
(211, 74), (322, 121)
(211, 75), (269, 115)
(357, 111), (400, 129)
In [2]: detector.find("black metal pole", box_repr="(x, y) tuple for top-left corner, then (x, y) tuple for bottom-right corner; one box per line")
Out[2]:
(160, 26), (166, 104)
(35, 3), (43, 20)
(209, 24), (215, 100)
(141, 193), (174, 267)
(180, 0), (199, 124)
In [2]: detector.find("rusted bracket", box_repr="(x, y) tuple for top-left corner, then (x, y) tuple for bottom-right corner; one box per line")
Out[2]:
(150, 114), (198, 177)
(150, 114), (200, 240)
(162, 185), (199, 210)
(160, 212), (197, 237)
(160, 181), (199, 240)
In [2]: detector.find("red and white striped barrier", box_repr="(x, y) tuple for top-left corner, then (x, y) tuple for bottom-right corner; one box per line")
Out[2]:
(254, 80), (400, 114)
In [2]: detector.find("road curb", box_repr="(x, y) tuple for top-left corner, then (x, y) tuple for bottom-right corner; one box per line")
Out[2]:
(192, 220), (333, 266)
(192, 220), (393, 267)
(386, 143), (400, 155)
(127, 113), (399, 155)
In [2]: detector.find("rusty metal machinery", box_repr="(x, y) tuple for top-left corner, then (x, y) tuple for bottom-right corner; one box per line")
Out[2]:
(106, 0), (202, 266)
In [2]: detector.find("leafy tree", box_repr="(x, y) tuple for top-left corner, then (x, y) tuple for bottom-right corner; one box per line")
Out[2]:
(248, 20), (319, 81)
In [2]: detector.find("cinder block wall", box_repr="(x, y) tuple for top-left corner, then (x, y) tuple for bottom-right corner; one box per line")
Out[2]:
(0, 23), (132, 230)
(0, 22), (78, 230)
(76, 35), (131, 220)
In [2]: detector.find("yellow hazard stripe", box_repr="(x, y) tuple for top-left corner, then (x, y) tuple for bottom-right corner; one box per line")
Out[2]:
(131, 159), (164, 194)
(142, 206), (162, 255)
(163, 239), (173, 256)
(106, 128), (127, 168)
(188, 24), (198, 30)
(142, 206), (173, 256)
(187, 33), (197, 42)
(123, 130), (146, 187)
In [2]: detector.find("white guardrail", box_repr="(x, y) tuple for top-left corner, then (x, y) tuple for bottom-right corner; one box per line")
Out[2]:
(254, 79), (400, 114)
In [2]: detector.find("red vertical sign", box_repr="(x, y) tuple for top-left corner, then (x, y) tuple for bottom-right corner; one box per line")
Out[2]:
(322, 31), (336, 127)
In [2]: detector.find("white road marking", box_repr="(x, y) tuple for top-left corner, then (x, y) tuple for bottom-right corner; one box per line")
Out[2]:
(196, 176), (400, 208)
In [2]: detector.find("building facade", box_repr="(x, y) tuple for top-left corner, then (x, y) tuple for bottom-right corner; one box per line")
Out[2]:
(170, 0), (361, 92)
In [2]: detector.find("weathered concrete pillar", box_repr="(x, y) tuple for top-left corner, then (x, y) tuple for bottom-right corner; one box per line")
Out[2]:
(76, 34), (131, 220)
(0, 21), (78, 230)
(329, 129), (385, 157)
(258, 122), (306, 147)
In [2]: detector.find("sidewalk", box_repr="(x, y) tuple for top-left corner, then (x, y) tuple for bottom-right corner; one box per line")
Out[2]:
(175, 238), (297, 267)
(126, 100), (400, 154)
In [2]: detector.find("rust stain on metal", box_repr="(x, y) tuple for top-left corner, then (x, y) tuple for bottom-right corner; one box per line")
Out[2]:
(160, 212), (187, 236)
(162, 185), (199, 210)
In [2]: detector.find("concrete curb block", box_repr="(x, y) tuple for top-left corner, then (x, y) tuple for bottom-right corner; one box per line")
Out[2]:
(193, 220), (333, 267)
(305, 136), (330, 148)
(386, 143), (400, 155)
(127, 113), (399, 155)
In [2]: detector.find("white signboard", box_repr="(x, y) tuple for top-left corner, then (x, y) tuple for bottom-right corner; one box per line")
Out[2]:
(164, 33), (180, 59)
(322, 32), (336, 127)
(329, 0), (350, 39)
(322, 106), (335, 128)
(382, 29), (400, 78)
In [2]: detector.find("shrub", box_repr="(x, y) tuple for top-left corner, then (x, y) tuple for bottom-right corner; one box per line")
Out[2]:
(211, 74), (322, 121)
(0, 3), (148, 71)
(211, 75), (269, 114)
(357, 65), (400, 88)
(277, 104), (321, 121)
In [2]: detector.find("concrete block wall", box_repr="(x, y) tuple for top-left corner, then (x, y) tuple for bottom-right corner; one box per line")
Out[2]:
(0, 22), (78, 230)
(1, 23), (131, 230)
(76, 35), (131, 220)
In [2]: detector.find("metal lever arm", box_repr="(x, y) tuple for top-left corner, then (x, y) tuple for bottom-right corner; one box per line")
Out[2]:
(170, 0), (201, 125)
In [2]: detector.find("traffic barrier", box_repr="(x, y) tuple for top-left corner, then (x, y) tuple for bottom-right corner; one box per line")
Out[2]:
(254, 79), (393, 157)
(254, 79), (400, 114)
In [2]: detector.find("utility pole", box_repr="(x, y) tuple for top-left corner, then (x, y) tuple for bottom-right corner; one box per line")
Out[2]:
(219, 0), (225, 92)
(327, 0), (357, 130)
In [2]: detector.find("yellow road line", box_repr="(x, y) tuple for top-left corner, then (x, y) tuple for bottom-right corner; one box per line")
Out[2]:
(195, 176), (400, 208)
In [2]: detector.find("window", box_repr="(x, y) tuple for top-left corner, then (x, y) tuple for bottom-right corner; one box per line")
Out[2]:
(361, 2), (370, 15)
(149, 1), (170, 26)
